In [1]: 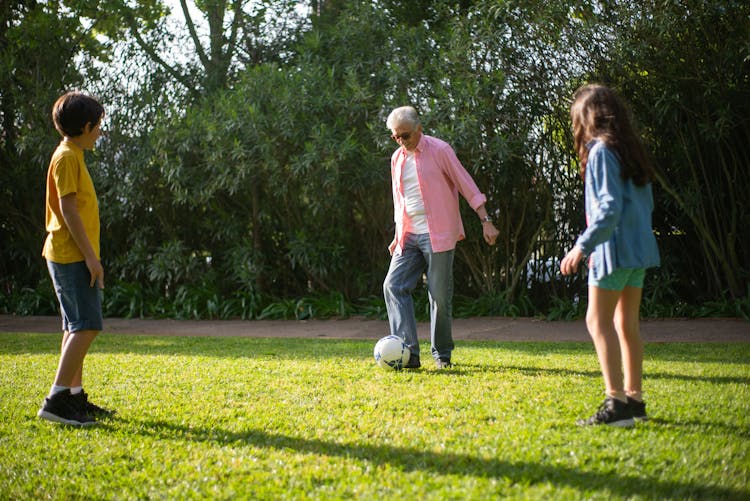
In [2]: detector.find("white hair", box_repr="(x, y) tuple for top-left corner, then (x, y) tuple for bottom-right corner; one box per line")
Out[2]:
(386, 106), (420, 130)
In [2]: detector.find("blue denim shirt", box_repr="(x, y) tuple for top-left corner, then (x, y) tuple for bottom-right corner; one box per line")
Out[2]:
(575, 140), (660, 280)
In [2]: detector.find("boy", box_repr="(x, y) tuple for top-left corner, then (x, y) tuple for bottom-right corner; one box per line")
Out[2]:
(37, 91), (113, 426)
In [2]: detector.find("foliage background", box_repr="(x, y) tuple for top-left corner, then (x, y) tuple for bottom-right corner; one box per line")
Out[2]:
(1, 0), (749, 319)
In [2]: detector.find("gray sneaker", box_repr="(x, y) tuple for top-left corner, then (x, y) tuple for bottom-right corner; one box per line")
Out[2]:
(627, 397), (648, 422)
(435, 358), (452, 369)
(577, 397), (634, 427)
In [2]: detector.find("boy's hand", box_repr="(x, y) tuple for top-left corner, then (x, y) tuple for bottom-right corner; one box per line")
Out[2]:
(86, 257), (105, 289)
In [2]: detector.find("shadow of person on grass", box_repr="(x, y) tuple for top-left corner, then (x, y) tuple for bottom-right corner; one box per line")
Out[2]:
(458, 363), (750, 387)
(126, 418), (744, 500)
(645, 417), (750, 441)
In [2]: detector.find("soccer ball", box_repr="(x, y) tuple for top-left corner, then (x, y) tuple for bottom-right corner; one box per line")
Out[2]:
(373, 335), (410, 370)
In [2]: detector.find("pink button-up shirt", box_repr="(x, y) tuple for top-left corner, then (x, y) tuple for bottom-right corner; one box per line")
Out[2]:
(390, 134), (487, 254)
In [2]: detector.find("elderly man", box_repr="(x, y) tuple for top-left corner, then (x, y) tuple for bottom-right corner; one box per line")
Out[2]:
(383, 106), (499, 369)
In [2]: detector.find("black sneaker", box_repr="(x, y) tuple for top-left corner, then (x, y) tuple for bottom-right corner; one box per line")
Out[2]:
(37, 389), (97, 426)
(73, 390), (115, 418)
(404, 354), (421, 369)
(435, 357), (452, 369)
(627, 397), (648, 422)
(577, 397), (634, 427)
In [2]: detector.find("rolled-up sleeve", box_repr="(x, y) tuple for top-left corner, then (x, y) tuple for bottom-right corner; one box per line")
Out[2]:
(439, 145), (487, 210)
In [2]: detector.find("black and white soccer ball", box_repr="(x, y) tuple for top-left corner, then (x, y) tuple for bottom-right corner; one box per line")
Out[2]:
(373, 335), (410, 370)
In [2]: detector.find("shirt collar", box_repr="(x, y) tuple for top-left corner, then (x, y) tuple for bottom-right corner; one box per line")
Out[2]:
(62, 138), (84, 154)
(414, 133), (426, 152)
(400, 134), (426, 156)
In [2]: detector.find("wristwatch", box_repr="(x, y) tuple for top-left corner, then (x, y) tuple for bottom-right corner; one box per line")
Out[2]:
(480, 216), (493, 223)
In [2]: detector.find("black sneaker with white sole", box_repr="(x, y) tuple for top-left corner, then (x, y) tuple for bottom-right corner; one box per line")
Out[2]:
(627, 396), (648, 422)
(37, 389), (97, 426)
(577, 397), (635, 428)
(72, 390), (115, 418)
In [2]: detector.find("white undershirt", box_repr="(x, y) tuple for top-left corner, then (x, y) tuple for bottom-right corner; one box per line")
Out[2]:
(401, 152), (429, 234)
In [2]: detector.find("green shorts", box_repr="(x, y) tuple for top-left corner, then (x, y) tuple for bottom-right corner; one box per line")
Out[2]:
(589, 268), (646, 291)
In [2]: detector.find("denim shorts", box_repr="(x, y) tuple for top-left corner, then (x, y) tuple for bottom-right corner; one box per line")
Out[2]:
(589, 267), (646, 291)
(47, 260), (103, 333)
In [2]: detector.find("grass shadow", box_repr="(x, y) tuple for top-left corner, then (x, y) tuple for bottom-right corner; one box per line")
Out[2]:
(126, 418), (746, 500)
(455, 362), (601, 378)
(491, 342), (750, 364)
(459, 363), (750, 386)
(645, 417), (750, 440)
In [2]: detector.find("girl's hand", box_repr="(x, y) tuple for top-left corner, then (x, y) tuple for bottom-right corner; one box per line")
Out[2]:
(560, 246), (585, 276)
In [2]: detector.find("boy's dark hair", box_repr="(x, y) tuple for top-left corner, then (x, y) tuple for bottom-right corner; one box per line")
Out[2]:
(52, 92), (104, 138)
(570, 84), (654, 186)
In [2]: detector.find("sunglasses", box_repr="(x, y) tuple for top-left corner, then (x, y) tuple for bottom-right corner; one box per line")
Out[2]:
(391, 132), (412, 141)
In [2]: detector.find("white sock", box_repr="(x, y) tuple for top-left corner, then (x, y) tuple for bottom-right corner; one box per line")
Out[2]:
(70, 386), (83, 395)
(49, 385), (69, 397)
(607, 391), (628, 403)
(626, 391), (643, 402)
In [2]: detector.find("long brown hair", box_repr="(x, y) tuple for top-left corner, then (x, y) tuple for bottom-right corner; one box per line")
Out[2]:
(570, 84), (654, 186)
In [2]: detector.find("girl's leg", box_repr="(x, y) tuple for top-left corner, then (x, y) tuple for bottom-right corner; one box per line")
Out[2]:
(586, 285), (625, 399)
(614, 286), (644, 399)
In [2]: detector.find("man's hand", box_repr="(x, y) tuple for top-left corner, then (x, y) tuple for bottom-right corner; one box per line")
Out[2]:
(482, 222), (499, 246)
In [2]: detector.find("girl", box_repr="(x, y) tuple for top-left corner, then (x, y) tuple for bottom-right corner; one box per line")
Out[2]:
(560, 84), (660, 427)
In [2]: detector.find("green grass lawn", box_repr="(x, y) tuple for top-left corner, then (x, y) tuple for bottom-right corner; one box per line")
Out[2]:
(1, 333), (748, 500)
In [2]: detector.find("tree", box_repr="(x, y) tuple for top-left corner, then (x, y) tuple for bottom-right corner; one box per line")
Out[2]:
(3, 0), (747, 318)
(0, 0), (109, 305)
(103, 0), (305, 99)
(589, 0), (750, 301)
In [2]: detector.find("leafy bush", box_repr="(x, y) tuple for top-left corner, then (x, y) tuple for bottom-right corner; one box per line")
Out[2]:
(3, 0), (748, 318)
(0, 279), (57, 316)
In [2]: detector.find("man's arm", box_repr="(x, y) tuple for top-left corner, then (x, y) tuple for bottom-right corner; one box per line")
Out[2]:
(437, 142), (499, 245)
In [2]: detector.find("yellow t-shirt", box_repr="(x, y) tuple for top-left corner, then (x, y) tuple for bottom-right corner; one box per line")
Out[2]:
(42, 140), (100, 263)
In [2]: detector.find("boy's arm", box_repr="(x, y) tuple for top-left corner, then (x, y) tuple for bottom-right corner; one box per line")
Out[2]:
(59, 193), (104, 288)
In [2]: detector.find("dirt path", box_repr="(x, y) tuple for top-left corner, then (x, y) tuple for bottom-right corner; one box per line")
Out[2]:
(0, 315), (747, 342)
